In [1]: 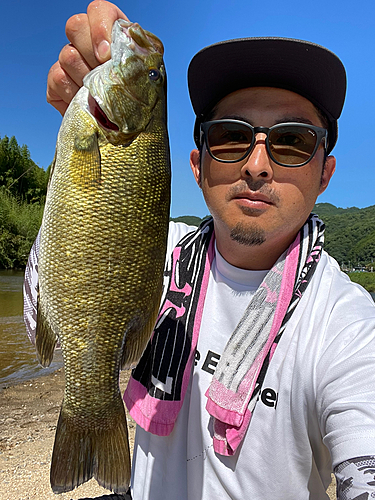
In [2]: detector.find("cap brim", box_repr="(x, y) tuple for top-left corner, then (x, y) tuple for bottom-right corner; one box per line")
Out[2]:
(188, 37), (346, 153)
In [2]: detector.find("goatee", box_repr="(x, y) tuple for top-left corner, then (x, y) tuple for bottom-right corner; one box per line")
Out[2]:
(230, 222), (266, 247)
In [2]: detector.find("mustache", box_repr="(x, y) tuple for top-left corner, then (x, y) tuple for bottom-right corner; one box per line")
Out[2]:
(226, 180), (280, 205)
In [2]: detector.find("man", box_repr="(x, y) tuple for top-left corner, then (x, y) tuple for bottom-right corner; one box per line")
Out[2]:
(24, 2), (375, 499)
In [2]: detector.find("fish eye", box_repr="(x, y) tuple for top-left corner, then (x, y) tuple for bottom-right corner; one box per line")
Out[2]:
(149, 68), (161, 81)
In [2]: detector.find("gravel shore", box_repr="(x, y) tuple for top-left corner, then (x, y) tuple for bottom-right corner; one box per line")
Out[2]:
(0, 368), (336, 499)
(0, 369), (134, 500)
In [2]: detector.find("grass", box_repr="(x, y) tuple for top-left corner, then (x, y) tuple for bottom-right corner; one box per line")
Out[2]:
(0, 189), (43, 269)
(347, 272), (375, 293)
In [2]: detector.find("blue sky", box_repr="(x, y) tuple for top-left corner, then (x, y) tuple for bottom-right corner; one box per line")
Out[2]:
(1, 0), (374, 218)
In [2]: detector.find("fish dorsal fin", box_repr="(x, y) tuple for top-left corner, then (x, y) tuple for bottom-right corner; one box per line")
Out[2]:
(35, 294), (58, 367)
(46, 153), (56, 192)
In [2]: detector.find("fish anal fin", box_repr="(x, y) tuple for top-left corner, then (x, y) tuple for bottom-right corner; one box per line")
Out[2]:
(121, 291), (162, 369)
(50, 395), (130, 494)
(35, 297), (57, 367)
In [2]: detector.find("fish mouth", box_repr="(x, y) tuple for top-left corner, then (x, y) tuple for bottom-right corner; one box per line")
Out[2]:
(116, 19), (164, 58)
(88, 94), (119, 131)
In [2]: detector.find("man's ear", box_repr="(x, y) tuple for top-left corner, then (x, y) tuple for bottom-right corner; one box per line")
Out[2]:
(319, 155), (336, 195)
(190, 148), (201, 188)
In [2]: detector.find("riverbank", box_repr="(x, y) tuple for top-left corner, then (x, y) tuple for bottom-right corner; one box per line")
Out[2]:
(0, 368), (135, 500)
(0, 367), (337, 500)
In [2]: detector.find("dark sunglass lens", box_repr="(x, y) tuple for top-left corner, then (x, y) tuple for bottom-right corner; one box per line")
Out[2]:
(269, 125), (317, 165)
(207, 122), (253, 161)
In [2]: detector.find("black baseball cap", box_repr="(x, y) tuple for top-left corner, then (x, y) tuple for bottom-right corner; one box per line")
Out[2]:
(188, 37), (346, 154)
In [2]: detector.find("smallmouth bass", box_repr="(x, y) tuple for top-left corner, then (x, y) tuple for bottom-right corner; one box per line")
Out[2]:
(36, 20), (170, 494)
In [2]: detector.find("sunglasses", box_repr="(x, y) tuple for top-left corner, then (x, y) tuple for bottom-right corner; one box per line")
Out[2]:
(200, 120), (328, 167)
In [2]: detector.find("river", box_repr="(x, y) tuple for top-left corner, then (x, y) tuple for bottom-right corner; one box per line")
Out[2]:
(1, 271), (375, 387)
(0, 270), (62, 387)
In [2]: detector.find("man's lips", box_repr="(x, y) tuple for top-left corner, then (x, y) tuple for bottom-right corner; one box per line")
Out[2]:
(226, 183), (280, 209)
(231, 192), (277, 213)
(233, 192), (274, 205)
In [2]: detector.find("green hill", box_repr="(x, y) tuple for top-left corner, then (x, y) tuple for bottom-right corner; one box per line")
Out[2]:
(172, 205), (375, 270)
(313, 202), (361, 216)
(313, 203), (375, 267)
(170, 215), (204, 226)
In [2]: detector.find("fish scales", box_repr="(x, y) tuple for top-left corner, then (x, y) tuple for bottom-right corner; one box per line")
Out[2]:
(35, 20), (170, 494)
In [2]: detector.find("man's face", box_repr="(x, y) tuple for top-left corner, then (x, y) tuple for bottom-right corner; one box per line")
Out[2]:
(190, 87), (336, 269)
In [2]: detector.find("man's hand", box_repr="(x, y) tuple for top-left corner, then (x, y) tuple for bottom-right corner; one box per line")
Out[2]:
(47, 0), (128, 115)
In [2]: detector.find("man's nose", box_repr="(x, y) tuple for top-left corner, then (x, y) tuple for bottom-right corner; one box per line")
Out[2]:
(240, 134), (273, 179)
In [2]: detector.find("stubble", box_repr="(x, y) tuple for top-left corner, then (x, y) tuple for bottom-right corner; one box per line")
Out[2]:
(230, 222), (266, 246)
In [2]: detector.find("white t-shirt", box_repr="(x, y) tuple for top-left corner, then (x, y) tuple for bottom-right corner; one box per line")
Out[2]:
(130, 222), (375, 500)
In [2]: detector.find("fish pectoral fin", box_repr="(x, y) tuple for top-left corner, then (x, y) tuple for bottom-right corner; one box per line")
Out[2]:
(35, 296), (57, 367)
(72, 131), (102, 186)
(50, 395), (130, 494)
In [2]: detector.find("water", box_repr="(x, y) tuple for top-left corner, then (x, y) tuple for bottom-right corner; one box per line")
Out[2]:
(0, 270), (62, 386)
(1, 272), (375, 387)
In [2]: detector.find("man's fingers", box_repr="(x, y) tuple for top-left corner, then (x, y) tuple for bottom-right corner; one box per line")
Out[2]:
(59, 44), (92, 88)
(86, 0), (129, 63)
(65, 13), (99, 69)
(46, 62), (80, 116)
(47, 1), (130, 115)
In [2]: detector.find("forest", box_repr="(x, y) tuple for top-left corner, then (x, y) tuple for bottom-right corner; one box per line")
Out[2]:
(0, 135), (374, 291)
(0, 135), (50, 269)
(313, 202), (375, 269)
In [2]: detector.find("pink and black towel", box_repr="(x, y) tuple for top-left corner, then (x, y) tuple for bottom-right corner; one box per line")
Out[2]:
(124, 214), (325, 455)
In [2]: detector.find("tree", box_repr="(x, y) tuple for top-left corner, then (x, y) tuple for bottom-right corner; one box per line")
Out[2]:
(0, 135), (48, 203)
(0, 135), (49, 268)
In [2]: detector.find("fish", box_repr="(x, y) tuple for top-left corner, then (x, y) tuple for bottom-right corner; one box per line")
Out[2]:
(35, 19), (170, 494)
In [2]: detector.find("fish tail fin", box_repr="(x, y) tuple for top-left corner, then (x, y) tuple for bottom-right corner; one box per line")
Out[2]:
(50, 396), (131, 494)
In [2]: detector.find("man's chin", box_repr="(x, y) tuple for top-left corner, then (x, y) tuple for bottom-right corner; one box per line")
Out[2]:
(230, 222), (266, 247)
